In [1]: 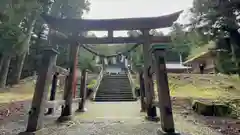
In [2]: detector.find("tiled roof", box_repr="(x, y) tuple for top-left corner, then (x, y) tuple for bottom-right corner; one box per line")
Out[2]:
(166, 63), (191, 69)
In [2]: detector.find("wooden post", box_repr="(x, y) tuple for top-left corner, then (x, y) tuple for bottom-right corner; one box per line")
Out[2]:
(58, 43), (79, 122)
(142, 29), (157, 120)
(73, 45), (79, 98)
(139, 70), (146, 112)
(19, 48), (58, 134)
(46, 72), (59, 115)
(152, 48), (175, 133)
(77, 69), (88, 112)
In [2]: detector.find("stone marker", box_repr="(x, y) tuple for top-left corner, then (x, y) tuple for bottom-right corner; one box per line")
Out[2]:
(46, 72), (59, 115)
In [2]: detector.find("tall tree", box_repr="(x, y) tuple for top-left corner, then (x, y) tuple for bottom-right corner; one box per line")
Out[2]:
(0, 0), (40, 87)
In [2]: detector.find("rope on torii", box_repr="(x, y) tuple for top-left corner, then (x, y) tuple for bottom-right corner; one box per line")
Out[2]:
(80, 43), (141, 58)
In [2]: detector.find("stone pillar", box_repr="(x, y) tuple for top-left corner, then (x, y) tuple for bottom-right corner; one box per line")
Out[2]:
(112, 57), (116, 64)
(77, 69), (88, 112)
(46, 72), (59, 115)
(142, 29), (157, 120)
(139, 70), (146, 112)
(152, 49), (175, 134)
(101, 58), (105, 71)
(58, 43), (79, 122)
(19, 48), (58, 134)
(104, 58), (108, 65)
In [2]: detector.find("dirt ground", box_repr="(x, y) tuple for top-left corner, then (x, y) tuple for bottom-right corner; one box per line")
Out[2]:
(161, 74), (240, 135)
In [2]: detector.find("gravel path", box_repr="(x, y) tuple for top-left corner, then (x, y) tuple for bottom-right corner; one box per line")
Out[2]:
(0, 101), (222, 135)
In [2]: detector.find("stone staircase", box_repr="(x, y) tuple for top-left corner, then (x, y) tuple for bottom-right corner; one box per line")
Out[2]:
(95, 73), (136, 102)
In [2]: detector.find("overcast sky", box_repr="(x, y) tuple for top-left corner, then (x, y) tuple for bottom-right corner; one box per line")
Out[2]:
(83, 0), (194, 37)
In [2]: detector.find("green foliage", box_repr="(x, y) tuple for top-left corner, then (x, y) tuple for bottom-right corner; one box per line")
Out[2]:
(49, 0), (92, 71)
(170, 23), (210, 61)
(188, 0), (240, 74)
(191, 0), (240, 37)
(51, 0), (90, 18)
(0, 23), (29, 55)
(0, 0), (41, 55)
(87, 79), (97, 89)
(131, 45), (143, 67)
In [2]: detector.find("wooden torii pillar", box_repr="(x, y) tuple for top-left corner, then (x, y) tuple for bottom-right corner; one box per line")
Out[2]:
(58, 42), (79, 122)
(77, 69), (88, 112)
(150, 45), (177, 135)
(19, 48), (58, 134)
(136, 64), (146, 112)
(142, 29), (158, 120)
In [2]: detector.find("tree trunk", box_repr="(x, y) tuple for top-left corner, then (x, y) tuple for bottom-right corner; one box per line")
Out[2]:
(229, 29), (240, 77)
(11, 52), (27, 84)
(11, 13), (37, 84)
(0, 55), (12, 88)
(0, 54), (3, 72)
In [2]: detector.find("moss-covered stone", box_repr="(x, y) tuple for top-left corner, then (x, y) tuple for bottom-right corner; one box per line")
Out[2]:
(192, 100), (214, 116)
(192, 100), (232, 116)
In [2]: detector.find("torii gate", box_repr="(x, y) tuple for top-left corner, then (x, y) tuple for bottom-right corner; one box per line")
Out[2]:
(20, 11), (182, 135)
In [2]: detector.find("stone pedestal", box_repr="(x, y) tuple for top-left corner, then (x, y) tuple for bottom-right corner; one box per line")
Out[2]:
(46, 72), (59, 115)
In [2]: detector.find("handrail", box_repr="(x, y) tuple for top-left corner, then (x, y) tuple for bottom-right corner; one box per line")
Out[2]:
(127, 67), (136, 99)
(92, 66), (104, 100)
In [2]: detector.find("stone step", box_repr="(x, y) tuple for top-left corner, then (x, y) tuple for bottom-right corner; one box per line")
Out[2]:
(97, 93), (133, 98)
(97, 92), (133, 95)
(99, 83), (130, 88)
(100, 83), (130, 86)
(102, 79), (129, 81)
(94, 97), (136, 102)
(105, 74), (127, 76)
(100, 81), (130, 83)
(98, 89), (132, 91)
(97, 89), (132, 92)
(104, 77), (128, 79)
(103, 78), (128, 81)
(95, 74), (134, 102)
(96, 91), (133, 94)
(105, 75), (128, 77)
(97, 91), (132, 94)
(103, 78), (128, 79)
(101, 82), (129, 84)
(101, 81), (130, 84)
(99, 87), (130, 89)
(102, 80), (129, 82)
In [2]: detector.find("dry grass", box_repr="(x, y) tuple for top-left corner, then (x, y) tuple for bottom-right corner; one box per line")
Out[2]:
(165, 74), (240, 100)
(0, 81), (35, 104)
(0, 80), (63, 104)
(134, 73), (240, 100)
